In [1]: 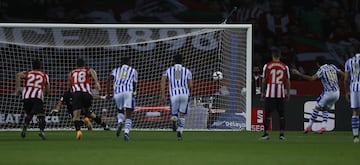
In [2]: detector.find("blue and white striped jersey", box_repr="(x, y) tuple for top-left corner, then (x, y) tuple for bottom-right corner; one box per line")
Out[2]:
(316, 64), (341, 92)
(110, 64), (138, 94)
(345, 54), (360, 92)
(163, 64), (192, 97)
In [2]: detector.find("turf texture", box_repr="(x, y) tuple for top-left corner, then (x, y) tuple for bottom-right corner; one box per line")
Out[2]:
(0, 131), (358, 165)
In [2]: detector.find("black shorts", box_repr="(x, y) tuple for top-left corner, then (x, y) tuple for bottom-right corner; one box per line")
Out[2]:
(264, 98), (285, 117)
(23, 98), (44, 115)
(71, 91), (92, 111)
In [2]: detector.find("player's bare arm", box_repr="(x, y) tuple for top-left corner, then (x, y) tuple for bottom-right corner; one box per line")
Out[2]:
(106, 75), (114, 99)
(15, 72), (25, 95)
(292, 69), (318, 81)
(160, 75), (167, 104)
(260, 75), (267, 100)
(44, 76), (50, 95)
(133, 82), (138, 96)
(188, 79), (193, 96)
(285, 78), (291, 100)
(89, 68), (101, 91)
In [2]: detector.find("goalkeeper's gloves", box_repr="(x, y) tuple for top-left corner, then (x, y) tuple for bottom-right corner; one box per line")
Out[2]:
(133, 91), (137, 97)
(51, 108), (60, 114)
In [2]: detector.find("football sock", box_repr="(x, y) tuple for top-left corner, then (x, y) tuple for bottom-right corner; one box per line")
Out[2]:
(322, 111), (328, 128)
(37, 116), (46, 132)
(24, 114), (33, 126)
(171, 116), (178, 121)
(124, 119), (132, 134)
(352, 116), (359, 136)
(263, 117), (271, 135)
(74, 120), (83, 131)
(279, 116), (285, 132)
(309, 109), (319, 126)
(178, 117), (185, 133)
(117, 113), (124, 123)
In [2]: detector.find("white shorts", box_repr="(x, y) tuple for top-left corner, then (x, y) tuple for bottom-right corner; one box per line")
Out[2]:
(316, 91), (339, 110)
(113, 92), (134, 110)
(350, 91), (360, 109)
(170, 94), (189, 115)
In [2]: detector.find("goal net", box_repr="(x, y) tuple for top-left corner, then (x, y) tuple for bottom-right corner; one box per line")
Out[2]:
(0, 23), (252, 131)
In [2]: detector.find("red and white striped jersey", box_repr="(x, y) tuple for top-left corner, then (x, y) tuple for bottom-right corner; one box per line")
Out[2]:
(22, 70), (49, 100)
(70, 68), (91, 93)
(261, 61), (290, 98)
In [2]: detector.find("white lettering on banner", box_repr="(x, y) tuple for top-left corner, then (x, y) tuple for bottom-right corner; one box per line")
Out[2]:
(225, 121), (242, 128)
(31, 116), (60, 123)
(251, 125), (264, 131)
(0, 114), (60, 124)
(0, 27), (219, 51)
(257, 110), (263, 123)
(52, 28), (80, 46)
(0, 114), (21, 124)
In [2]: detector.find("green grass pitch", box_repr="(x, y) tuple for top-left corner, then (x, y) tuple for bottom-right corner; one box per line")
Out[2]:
(0, 130), (358, 165)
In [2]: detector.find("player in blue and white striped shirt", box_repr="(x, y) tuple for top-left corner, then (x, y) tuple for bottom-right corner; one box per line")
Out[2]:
(161, 54), (193, 140)
(107, 57), (138, 141)
(344, 53), (360, 143)
(292, 56), (344, 134)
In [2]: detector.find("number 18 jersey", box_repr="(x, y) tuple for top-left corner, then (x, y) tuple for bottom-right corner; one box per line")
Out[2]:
(70, 68), (91, 93)
(262, 61), (290, 98)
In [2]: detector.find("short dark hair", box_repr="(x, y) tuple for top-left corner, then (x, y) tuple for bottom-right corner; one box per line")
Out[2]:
(32, 59), (42, 69)
(271, 47), (281, 58)
(76, 58), (85, 67)
(315, 56), (326, 65)
(121, 57), (130, 65)
(173, 54), (182, 64)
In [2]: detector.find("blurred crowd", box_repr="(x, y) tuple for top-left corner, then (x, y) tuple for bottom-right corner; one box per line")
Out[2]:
(1, 0), (360, 76)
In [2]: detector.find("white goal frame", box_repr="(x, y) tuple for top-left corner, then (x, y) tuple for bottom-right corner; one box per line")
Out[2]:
(0, 23), (252, 131)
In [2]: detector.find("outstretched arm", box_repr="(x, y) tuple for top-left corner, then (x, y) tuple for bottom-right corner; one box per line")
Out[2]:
(292, 69), (318, 81)
(89, 68), (101, 91)
(106, 75), (114, 99)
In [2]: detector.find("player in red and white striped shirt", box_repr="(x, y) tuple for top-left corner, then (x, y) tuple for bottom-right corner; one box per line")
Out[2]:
(69, 58), (101, 140)
(15, 59), (50, 140)
(260, 48), (290, 140)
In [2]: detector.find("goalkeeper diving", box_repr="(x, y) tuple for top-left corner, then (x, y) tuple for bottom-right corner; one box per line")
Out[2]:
(52, 91), (110, 131)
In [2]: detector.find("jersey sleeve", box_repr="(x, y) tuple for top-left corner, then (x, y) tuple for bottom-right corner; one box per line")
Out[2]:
(133, 69), (138, 83)
(261, 64), (267, 78)
(187, 69), (192, 80)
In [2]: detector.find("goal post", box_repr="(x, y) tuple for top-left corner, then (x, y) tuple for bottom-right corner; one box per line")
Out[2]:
(0, 23), (252, 131)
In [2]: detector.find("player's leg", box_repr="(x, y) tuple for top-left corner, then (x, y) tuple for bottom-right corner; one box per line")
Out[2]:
(315, 91), (339, 134)
(83, 116), (93, 131)
(170, 95), (180, 132)
(260, 98), (272, 140)
(305, 94), (324, 133)
(123, 108), (133, 141)
(123, 92), (134, 141)
(114, 94), (125, 137)
(34, 99), (46, 140)
(350, 92), (360, 143)
(177, 94), (189, 140)
(72, 92), (84, 140)
(21, 99), (33, 138)
(87, 111), (110, 130)
(277, 98), (286, 139)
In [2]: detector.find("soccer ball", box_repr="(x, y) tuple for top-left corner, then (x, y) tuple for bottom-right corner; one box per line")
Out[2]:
(213, 71), (223, 80)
